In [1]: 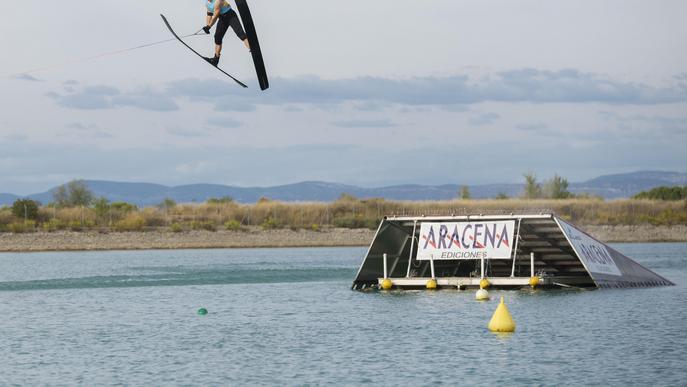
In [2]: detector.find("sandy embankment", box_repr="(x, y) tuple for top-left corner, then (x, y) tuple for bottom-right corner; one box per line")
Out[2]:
(0, 225), (685, 252)
(0, 227), (376, 252)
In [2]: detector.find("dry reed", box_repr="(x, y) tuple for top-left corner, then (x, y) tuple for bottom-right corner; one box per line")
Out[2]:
(1, 198), (685, 233)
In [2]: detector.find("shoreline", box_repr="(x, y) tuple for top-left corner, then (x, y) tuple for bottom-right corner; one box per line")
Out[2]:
(0, 227), (375, 253)
(0, 225), (685, 253)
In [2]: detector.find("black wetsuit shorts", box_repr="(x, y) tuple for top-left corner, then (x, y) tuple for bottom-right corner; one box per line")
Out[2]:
(208, 10), (247, 45)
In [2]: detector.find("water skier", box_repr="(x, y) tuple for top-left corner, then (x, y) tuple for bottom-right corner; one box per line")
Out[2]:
(202, 0), (250, 66)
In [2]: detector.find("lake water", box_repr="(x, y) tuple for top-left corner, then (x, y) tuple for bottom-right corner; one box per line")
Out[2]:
(1, 244), (686, 386)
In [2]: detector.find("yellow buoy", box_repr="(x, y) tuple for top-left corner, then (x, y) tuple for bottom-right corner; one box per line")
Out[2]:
(529, 276), (540, 288)
(488, 297), (516, 333)
(426, 279), (437, 289)
(479, 278), (491, 289)
(475, 288), (490, 301)
(381, 278), (393, 290)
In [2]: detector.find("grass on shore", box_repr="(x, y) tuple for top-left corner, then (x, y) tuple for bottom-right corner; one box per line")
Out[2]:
(1, 197), (686, 233)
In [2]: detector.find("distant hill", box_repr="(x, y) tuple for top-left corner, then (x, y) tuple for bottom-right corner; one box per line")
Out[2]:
(1, 171), (685, 207)
(0, 193), (19, 205)
(571, 171), (687, 198)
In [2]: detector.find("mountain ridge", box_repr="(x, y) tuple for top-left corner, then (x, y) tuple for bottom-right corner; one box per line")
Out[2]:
(1, 171), (685, 207)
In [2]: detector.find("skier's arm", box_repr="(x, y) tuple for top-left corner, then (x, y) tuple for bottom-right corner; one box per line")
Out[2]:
(208, 2), (222, 28)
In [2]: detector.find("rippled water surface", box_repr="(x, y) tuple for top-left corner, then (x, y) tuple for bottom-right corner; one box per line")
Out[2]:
(1, 244), (686, 386)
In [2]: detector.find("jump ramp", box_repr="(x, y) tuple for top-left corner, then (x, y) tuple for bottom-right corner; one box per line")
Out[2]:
(352, 214), (673, 290)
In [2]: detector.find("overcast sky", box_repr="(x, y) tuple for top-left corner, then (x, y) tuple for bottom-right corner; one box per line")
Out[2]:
(1, 0), (686, 194)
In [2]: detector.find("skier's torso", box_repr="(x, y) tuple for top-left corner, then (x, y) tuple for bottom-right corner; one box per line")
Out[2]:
(207, 0), (232, 15)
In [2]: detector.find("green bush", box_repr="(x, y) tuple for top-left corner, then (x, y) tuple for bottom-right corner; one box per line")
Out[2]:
(332, 215), (379, 229)
(633, 186), (687, 201)
(68, 220), (83, 231)
(111, 202), (138, 212)
(42, 218), (67, 232)
(170, 223), (183, 233)
(114, 213), (146, 232)
(224, 219), (244, 231)
(0, 209), (13, 228)
(140, 208), (166, 227)
(9, 221), (35, 233)
(260, 217), (279, 230)
(158, 198), (177, 210)
(12, 199), (40, 220)
(257, 197), (272, 204)
(207, 196), (234, 204)
(191, 220), (216, 232)
(93, 197), (110, 221)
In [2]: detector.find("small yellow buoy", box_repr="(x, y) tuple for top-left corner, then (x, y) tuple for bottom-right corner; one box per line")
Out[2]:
(488, 296), (516, 333)
(475, 288), (490, 301)
(381, 278), (393, 290)
(529, 276), (540, 288)
(479, 278), (491, 289)
(426, 279), (437, 290)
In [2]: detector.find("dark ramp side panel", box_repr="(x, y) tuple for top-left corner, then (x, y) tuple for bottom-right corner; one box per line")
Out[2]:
(353, 221), (412, 287)
(556, 218), (673, 288)
(235, 0), (269, 90)
(595, 247), (674, 287)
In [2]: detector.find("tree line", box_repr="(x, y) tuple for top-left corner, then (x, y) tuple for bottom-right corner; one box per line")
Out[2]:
(1, 179), (685, 233)
(459, 173), (576, 200)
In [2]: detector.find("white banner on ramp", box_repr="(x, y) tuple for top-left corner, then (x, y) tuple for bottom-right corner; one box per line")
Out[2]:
(557, 218), (622, 276)
(417, 221), (515, 261)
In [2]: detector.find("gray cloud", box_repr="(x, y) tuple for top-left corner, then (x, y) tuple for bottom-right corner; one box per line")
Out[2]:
(49, 69), (687, 113)
(3, 133), (28, 142)
(111, 94), (178, 111)
(598, 111), (687, 137)
(67, 122), (99, 130)
(284, 105), (304, 112)
(332, 119), (395, 128)
(515, 123), (557, 137)
(353, 101), (389, 111)
(59, 92), (111, 109)
(469, 112), (500, 126)
(54, 85), (178, 111)
(166, 127), (210, 138)
(165, 69), (687, 109)
(517, 122), (548, 131)
(84, 85), (119, 96)
(438, 105), (470, 112)
(166, 78), (229, 99)
(13, 73), (42, 82)
(56, 85), (119, 109)
(206, 117), (242, 128)
(65, 122), (115, 139)
(214, 98), (257, 112)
